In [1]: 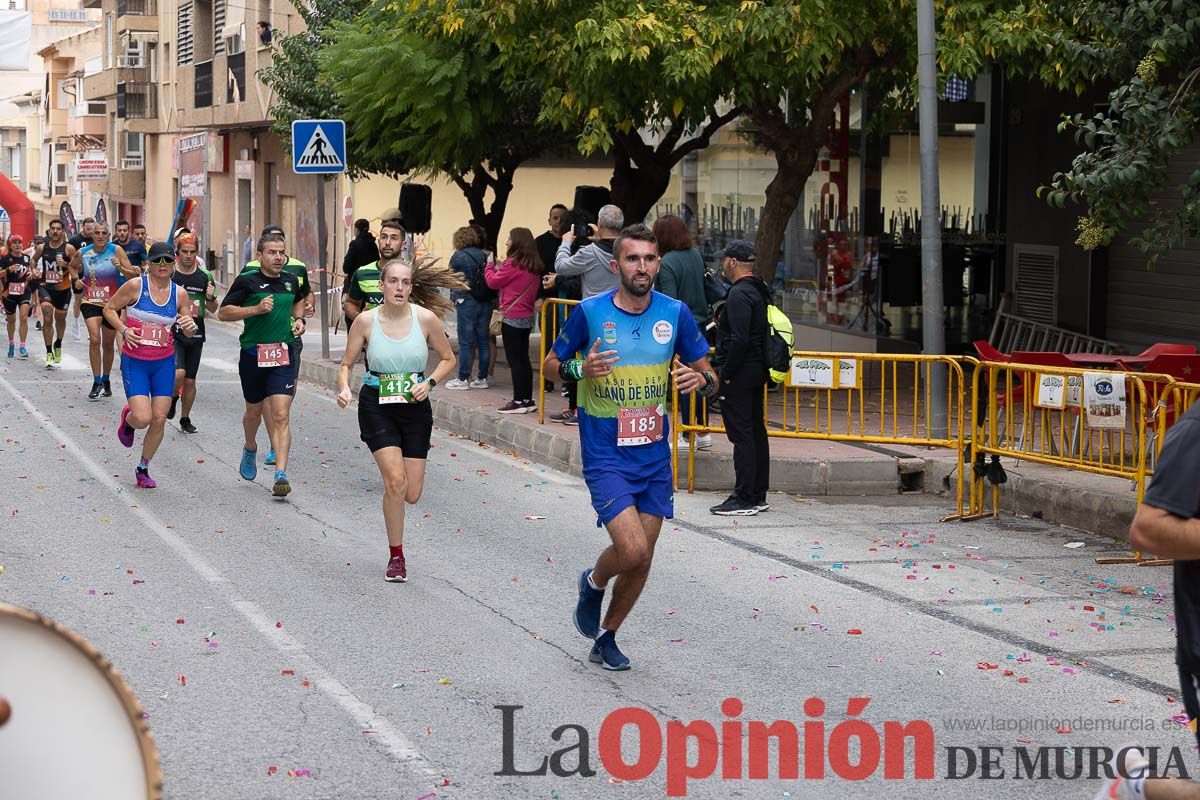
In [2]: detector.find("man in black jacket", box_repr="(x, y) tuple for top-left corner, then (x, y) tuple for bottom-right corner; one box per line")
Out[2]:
(711, 240), (771, 516)
(342, 219), (380, 279)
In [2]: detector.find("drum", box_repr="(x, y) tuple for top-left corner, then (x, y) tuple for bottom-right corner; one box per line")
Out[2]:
(0, 603), (163, 799)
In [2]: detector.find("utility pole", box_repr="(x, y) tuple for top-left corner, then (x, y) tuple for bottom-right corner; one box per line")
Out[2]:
(917, 0), (947, 434)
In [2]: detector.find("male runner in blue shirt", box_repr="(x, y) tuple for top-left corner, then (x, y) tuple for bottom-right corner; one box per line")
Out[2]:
(544, 223), (717, 671)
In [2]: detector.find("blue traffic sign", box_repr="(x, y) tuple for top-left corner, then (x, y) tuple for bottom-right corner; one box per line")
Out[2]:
(292, 119), (346, 174)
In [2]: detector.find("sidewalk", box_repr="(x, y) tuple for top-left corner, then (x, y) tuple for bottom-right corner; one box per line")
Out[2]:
(294, 323), (1140, 542)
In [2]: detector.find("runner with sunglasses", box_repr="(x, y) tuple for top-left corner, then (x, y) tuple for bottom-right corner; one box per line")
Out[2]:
(102, 242), (199, 488)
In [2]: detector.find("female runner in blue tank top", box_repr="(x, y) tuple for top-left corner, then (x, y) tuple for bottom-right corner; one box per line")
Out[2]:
(102, 242), (199, 488)
(336, 258), (460, 583)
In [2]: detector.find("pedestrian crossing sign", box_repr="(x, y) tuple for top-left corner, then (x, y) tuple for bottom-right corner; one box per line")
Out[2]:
(291, 119), (346, 174)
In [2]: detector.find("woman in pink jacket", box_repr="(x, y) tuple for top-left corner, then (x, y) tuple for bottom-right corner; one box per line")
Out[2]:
(485, 228), (544, 413)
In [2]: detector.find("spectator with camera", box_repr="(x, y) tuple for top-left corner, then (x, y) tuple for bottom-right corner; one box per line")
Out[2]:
(551, 204), (622, 300)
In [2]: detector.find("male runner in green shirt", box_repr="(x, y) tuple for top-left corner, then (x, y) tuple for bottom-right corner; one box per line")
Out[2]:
(219, 232), (307, 497)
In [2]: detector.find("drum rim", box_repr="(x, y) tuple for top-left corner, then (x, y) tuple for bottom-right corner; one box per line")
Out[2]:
(0, 603), (164, 800)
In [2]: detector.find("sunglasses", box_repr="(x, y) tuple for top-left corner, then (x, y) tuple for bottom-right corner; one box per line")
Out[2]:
(148, 257), (175, 265)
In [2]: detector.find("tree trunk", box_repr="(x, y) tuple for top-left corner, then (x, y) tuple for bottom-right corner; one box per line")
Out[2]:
(754, 152), (816, 288)
(452, 163), (515, 252)
(608, 139), (672, 224)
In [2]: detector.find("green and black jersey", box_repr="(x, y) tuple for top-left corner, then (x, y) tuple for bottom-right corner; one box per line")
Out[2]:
(221, 268), (305, 349)
(171, 265), (215, 339)
(347, 261), (383, 311)
(242, 257), (312, 302)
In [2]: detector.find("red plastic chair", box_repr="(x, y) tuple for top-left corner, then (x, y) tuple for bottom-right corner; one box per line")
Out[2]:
(1116, 354), (1200, 467)
(973, 339), (1010, 363)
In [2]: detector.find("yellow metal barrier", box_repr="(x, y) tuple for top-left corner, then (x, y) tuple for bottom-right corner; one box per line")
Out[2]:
(537, 298), (580, 425)
(963, 360), (1177, 563)
(673, 352), (970, 517)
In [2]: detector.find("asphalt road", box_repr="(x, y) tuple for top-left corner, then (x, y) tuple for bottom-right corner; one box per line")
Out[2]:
(0, 319), (1189, 799)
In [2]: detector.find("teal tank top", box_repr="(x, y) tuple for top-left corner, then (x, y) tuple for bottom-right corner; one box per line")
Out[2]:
(363, 305), (428, 386)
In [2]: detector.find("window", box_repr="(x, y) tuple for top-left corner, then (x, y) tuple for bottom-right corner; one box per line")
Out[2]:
(55, 162), (67, 196)
(124, 131), (144, 168)
(177, 3), (194, 65)
(119, 36), (145, 68)
(8, 146), (20, 183)
(87, 100), (107, 114)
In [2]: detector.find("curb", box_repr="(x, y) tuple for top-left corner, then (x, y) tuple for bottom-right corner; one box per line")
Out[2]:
(297, 357), (1138, 539)
(922, 460), (1136, 541)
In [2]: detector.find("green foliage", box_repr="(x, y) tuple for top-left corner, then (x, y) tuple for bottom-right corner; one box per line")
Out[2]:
(1039, 0), (1200, 262)
(259, 0), (369, 174)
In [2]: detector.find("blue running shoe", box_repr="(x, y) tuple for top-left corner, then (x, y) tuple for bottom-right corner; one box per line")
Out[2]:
(5, 343), (12, 358)
(589, 631), (630, 671)
(272, 470), (291, 497)
(573, 568), (604, 639)
(239, 447), (257, 481)
(265, 448), (276, 466)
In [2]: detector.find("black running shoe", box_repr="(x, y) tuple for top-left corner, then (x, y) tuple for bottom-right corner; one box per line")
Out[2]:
(179, 417), (197, 434)
(87, 382), (102, 400)
(101, 378), (112, 398)
(167, 394), (178, 420)
(709, 496), (759, 516)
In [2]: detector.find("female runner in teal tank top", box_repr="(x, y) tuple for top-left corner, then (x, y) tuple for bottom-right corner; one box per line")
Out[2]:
(336, 257), (462, 583)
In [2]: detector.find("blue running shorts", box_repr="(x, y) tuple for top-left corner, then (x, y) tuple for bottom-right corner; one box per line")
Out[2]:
(584, 467), (675, 527)
(120, 354), (177, 398)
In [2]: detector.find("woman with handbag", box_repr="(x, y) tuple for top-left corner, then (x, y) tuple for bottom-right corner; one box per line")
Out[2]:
(485, 228), (544, 413)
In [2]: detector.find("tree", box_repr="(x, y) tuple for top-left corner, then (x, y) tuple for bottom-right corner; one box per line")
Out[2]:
(1039, 0), (1200, 263)
(259, 0), (370, 173)
(418, 1), (743, 225)
(265, 0), (569, 248)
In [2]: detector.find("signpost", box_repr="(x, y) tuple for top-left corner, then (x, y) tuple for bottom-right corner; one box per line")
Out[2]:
(291, 120), (346, 361)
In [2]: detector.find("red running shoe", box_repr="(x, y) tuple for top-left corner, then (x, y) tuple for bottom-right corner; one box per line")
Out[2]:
(385, 554), (408, 583)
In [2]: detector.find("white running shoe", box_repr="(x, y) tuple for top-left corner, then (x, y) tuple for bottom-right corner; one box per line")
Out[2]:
(444, 378), (470, 390)
(468, 378), (489, 389)
(72, 317), (81, 340)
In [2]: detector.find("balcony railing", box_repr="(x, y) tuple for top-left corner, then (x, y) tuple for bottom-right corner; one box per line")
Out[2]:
(226, 51), (246, 104)
(117, 0), (155, 15)
(117, 82), (157, 120)
(122, 155), (144, 170)
(195, 60), (212, 109)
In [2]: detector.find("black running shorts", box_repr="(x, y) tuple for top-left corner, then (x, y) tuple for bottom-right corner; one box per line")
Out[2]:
(357, 384), (433, 457)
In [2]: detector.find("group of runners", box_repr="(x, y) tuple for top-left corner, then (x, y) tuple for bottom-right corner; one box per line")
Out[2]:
(9, 213), (721, 674)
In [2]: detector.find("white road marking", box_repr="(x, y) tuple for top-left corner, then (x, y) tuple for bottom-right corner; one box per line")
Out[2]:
(0, 372), (445, 785)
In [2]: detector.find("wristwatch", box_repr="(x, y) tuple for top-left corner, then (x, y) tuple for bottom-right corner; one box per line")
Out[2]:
(427, 377), (437, 389)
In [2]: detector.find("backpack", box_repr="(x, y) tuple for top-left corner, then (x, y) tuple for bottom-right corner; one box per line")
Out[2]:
(765, 302), (794, 384)
(466, 251), (494, 303)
